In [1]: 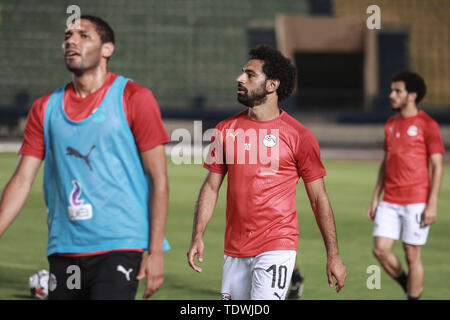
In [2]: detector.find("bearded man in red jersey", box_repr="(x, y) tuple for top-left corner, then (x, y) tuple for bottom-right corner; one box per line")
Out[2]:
(187, 45), (346, 300)
(0, 16), (170, 300)
(367, 71), (445, 300)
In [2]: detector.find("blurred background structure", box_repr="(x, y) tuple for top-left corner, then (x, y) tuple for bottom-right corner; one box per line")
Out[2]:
(0, 0), (449, 149)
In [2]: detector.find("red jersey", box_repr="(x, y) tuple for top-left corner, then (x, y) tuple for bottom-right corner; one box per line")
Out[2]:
(383, 110), (445, 205)
(204, 110), (326, 257)
(19, 72), (170, 160)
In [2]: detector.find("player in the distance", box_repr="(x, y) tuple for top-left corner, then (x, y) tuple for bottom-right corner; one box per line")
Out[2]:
(0, 15), (170, 299)
(367, 71), (444, 300)
(187, 45), (346, 300)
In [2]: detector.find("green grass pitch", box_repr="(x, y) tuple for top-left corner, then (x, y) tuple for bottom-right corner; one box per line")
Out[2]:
(0, 152), (449, 300)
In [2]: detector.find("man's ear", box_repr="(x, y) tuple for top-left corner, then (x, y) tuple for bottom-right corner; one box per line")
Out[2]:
(102, 42), (114, 60)
(408, 91), (418, 103)
(266, 79), (280, 94)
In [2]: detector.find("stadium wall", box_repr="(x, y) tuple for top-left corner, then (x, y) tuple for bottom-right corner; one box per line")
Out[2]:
(334, 0), (450, 109)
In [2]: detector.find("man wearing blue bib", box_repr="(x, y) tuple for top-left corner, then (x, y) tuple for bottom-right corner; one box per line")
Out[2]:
(0, 15), (170, 300)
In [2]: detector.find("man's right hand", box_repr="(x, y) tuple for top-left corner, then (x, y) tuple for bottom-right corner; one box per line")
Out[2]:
(367, 199), (378, 220)
(187, 238), (205, 273)
(0, 155), (42, 237)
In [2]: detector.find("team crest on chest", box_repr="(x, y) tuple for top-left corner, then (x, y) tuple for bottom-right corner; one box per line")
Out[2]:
(263, 134), (277, 148)
(407, 125), (418, 137)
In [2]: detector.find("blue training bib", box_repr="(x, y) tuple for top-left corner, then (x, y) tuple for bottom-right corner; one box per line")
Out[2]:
(43, 76), (170, 255)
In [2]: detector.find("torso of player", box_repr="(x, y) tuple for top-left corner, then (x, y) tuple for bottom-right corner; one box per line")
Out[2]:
(20, 73), (171, 256)
(383, 110), (441, 204)
(44, 75), (151, 255)
(205, 110), (326, 257)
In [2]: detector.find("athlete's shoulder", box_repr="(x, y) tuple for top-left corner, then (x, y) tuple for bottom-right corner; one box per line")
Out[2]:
(418, 110), (440, 125)
(29, 91), (56, 118)
(124, 79), (150, 94)
(385, 113), (400, 124)
(281, 110), (306, 128)
(280, 110), (315, 138)
(122, 77), (159, 110)
(215, 110), (248, 129)
(33, 92), (53, 108)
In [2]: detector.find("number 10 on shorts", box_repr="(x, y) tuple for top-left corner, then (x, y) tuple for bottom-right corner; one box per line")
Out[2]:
(266, 264), (288, 289)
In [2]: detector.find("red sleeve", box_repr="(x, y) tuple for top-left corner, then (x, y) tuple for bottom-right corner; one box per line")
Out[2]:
(123, 81), (170, 152)
(203, 122), (227, 174)
(296, 128), (327, 183)
(18, 94), (51, 160)
(426, 120), (445, 155)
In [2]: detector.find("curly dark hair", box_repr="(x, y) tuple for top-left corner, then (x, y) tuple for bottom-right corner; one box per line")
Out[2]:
(248, 45), (297, 101)
(392, 70), (427, 103)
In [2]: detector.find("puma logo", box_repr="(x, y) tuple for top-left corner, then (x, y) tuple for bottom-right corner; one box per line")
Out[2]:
(117, 265), (133, 282)
(66, 145), (96, 171)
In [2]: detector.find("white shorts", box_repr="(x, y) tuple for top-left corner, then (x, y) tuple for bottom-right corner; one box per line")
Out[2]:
(221, 250), (296, 300)
(373, 201), (430, 245)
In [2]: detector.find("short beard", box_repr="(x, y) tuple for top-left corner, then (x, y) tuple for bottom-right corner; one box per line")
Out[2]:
(391, 100), (407, 112)
(237, 82), (267, 108)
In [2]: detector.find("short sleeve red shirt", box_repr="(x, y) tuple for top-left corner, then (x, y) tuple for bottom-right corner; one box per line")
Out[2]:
(383, 110), (445, 205)
(204, 110), (326, 257)
(19, 73), (170, 159)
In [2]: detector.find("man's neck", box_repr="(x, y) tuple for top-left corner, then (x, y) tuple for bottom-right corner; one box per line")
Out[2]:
(248, 99), (280, 121)
(72, 67), (108, 98)
(400, 102), (419, 118)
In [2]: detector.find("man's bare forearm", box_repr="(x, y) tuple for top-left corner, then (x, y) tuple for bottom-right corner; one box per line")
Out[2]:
(427, 154), (443, 208)
(311, 194), (340, 258)
(0, 156), (41, 237)
(372, 158), (386, 201)
(148, 180), (169, 254)
(0, 178), (31, 236)
(305, 179), (340, 258)
(192, 183), (219, 241)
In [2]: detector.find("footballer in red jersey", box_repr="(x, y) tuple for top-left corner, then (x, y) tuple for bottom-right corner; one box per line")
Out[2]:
(367, 71), (445, 300)
(0, 16), (169, 300)
(188, 45), (346, 300)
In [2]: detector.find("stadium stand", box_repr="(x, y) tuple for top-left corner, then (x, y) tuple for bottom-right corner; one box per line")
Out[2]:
(0, 0), (448, 146)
